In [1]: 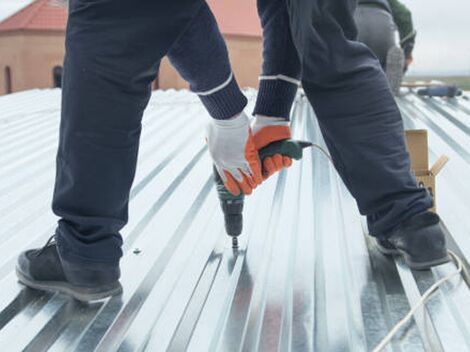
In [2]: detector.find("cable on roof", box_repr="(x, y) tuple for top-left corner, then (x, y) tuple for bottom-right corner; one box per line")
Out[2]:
(310, 144), (465, 352)
(373, 250), (464, 352)
(311, 143), (334, 163)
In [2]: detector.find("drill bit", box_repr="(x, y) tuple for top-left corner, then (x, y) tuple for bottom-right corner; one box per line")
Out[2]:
(215, 139), (313, 248)
(232, 236), (239, 249)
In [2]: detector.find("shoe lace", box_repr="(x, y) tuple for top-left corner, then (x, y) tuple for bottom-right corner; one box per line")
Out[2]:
(35, 235), (56, 257)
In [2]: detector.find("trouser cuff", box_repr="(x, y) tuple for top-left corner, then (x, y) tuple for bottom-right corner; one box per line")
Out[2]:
(253, 79), (299, 120)
(55, 221), (122, 267)
(197, 75), (248, 120)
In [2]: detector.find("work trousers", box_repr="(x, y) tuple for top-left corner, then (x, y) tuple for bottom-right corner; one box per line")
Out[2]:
(53, 0), (204, 266)
(285, 0), (432, 234)
(250, 0), (431, 237)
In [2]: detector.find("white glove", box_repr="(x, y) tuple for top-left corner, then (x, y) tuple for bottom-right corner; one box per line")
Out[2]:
(206, 112), (263, 196)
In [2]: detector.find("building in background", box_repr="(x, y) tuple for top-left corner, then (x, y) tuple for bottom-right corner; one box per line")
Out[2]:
(0, 0), (262, 95)
(0, 0), (66, 95)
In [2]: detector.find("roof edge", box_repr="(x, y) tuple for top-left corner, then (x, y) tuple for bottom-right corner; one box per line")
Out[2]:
(0, 28), (65, 35)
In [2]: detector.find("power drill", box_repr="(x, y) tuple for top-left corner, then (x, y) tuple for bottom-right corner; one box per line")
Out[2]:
(213, 139), (313, 248)
(417, 85), (462, 98)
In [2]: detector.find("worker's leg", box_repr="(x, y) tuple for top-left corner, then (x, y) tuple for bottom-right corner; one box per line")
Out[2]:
(51, 0), (203, 276)
(355, 5), (404, 94)
(167, 2), (247, 120)
(354, 6), (397, 68)
(286, 0), (432, 236)
(252, 0), (301, 119)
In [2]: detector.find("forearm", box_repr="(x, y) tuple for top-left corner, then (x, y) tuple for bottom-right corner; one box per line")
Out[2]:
(253, 0), (301, 120)
(402, 33), (416, 59)
(167, 2), (247, 119)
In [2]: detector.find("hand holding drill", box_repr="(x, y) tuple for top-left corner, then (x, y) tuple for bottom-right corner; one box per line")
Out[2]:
(208, 113), (307, 196)
(209, 114), (312, 247)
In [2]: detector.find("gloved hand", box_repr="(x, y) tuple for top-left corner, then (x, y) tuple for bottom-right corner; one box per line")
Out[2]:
(207, 112), (263, 196)
(252, 115), (292, 179)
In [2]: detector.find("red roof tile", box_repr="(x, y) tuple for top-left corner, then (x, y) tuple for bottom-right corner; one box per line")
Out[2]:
(0, 0), (67, 32)
(0, 0), (261, 36)
(207, 0), (261, 37)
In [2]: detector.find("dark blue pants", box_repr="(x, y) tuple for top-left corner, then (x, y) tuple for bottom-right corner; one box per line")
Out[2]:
(250, 0), (431, 235)
(285, 0), (432, 233)
(53, 0), (205, 266)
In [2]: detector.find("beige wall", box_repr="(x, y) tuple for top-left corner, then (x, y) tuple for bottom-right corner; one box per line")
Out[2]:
(226, 35), (262, 89)
(0, 30), (65, 95)
(157, 34), (263, 91)
(0, 31), (262, 95)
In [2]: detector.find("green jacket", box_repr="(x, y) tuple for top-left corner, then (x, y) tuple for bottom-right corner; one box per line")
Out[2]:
(388, 0), (416, 57)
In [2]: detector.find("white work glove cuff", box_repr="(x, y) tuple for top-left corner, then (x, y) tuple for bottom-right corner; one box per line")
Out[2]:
(252, 115), (290, 135)
(211, 112), (250, 129)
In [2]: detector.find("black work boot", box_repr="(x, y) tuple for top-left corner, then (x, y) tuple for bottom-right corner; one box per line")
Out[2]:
(16, 236), (122, 301)
(375, 212), (450, 270)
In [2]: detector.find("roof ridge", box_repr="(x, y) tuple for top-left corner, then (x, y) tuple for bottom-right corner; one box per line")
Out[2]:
(22, 0), (50, 28)
(0, 0), (66, 32)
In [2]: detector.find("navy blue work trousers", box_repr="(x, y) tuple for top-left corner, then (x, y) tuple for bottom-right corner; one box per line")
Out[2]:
(285, 0), (431, 235)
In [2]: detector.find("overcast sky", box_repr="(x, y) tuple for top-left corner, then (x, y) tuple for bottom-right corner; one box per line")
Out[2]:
(0, 0), (31, 22)
(1, 0), (469, 76)
(400, 0), (470, 76)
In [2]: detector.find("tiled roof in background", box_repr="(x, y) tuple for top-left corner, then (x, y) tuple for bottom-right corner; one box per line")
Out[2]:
(0, 0), (66, 32)
(0, 0), (33, 23)
(0, 0), (262, 36)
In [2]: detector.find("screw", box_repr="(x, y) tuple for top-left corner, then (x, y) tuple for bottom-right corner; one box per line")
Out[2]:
(232, 237), (239, 249)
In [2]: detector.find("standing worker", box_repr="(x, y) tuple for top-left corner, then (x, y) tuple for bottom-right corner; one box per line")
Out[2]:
(355, 0), (416, 94)
(16, 0), (449, 302)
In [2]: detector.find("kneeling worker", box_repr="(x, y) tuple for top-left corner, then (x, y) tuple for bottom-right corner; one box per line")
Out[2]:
(355, 0), (416, 94)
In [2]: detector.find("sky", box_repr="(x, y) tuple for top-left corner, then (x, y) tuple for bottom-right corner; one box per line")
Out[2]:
(1, 0), (469, 76)
(400, 0), (470, 76)
(0, 0), (32, 22)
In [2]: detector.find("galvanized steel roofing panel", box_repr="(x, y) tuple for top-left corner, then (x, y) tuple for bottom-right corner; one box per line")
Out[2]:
(0, 88), (470, 351)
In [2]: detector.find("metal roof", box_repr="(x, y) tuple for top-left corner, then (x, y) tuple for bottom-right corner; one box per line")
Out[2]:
(1, 88), (470, 351)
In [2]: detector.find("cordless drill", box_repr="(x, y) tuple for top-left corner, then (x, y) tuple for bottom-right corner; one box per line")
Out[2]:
(213, 139), (312, 248)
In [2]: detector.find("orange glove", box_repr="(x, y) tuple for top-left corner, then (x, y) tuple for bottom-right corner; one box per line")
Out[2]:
(207, 112), (263, 196)
(406, 56), (413, 68)
(252, 116), (293, 180)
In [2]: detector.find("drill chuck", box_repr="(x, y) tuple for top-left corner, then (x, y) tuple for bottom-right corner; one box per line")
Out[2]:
(221, 199), (244, 237)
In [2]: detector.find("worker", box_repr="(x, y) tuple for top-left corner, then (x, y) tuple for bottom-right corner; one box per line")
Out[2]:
(16, 0), (449, 301)
(355, 0), (417, 94)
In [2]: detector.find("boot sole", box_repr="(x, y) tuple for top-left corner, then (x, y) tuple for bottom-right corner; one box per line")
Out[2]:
(375, 240), (451, 270)
(403, 253), (451, 271)
(16, 267), (122, 302)
(375, 241), (401, 256)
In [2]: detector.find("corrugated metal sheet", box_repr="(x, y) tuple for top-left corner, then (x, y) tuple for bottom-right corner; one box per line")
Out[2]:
(1, 88), (470, 351)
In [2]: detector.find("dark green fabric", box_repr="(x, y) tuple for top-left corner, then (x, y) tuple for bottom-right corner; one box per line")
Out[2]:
(388, 0), (416, 57)
(359, 0), (416, 58)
